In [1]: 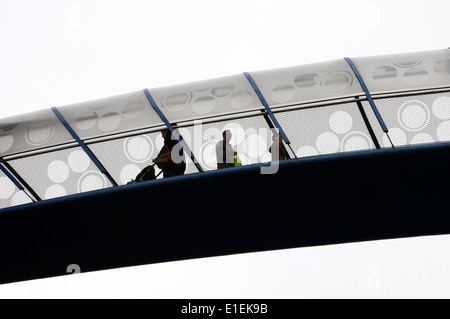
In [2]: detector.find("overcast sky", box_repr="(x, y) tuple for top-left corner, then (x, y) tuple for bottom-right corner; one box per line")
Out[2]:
(0, 0), (450, 298)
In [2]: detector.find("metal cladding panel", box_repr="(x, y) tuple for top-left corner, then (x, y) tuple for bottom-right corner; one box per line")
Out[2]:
(8, 146), (113, 201)
(55, 90), (162, 140)
(0, 168), (32, 209)
(351, 49), (450, 95)
(147, 74), (264, 123)
(0, 109), (74, 157)
(248, 59), (364, 109)
(367, 91), (450, 148)
(274, 101), (383, 159)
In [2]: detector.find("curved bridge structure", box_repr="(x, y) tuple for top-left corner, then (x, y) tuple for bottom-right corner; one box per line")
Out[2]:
(0, 49), (449, 284)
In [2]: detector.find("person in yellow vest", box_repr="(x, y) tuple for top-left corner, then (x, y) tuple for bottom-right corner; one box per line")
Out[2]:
(215, 130), (237, 169)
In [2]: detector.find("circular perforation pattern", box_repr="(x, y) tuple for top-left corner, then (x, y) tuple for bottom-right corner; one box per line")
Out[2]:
(123, 135), (154, 163)
(67, 93), (153, 139)
(44, 148), (110, 199)
(372, 57), (450, 87)
(374, 92), (450, 148)
(25, 120), (56, 146)
(273, 102), (377, 158)
(0, 174), (32, 209)
(397, 100), (430, 132)
(0, 176), (16, 200)
(159, 81), (257, 117)
(269, 69), (354, 105)
(0, 134), (14, 154)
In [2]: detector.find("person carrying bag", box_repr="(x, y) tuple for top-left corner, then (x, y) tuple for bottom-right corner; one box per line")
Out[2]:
(153, 128), (186, 178)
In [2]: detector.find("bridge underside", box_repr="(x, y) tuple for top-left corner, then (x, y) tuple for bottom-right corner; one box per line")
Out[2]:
(1, 142), (450, 284)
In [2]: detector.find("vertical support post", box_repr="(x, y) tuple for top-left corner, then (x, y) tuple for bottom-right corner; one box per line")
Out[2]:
(243, 72), (297, 159)
(143, 89), (204, 173)
(345, 57), (395, 148)
(52, 107), (119, 187)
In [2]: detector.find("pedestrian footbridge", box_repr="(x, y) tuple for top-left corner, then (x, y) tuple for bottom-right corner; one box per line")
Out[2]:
(0, 49), (449, 284)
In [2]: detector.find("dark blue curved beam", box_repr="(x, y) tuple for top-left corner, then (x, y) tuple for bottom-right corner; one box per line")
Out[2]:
(345, 57), (394, 148)
(355, 98), (381, 149)
(0, 159), (41, 202)
(143, 89), (204, 173)
(0, 162), (23, 192)
(244, 72), (297, 159)
(51, 107), (118, 187)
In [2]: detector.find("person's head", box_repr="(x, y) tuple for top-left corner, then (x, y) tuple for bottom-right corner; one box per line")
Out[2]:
(222, 130), (232, 142)
(161, 128), (169, 139)
(161, 123), (177, 140)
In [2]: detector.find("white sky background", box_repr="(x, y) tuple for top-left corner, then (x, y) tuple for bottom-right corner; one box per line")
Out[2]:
(0, 0), (449, 298)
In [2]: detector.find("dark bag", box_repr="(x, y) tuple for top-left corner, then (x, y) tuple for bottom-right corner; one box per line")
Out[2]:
(154, 151), (172, 169)
(128, 165), (156, 184)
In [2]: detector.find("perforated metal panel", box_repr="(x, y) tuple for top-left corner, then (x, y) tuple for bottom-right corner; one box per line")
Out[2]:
(352, 49), (450, 95)
(0, 168), (33, 210)
(274, 101), (382, 158)
(175, 115), (275, 171)
(88, 130), (198, 185)
(56, 90), (162, 140)
(249, 59), (364, 109)
(8, 147), (113, 201)
(369, 91), (450, 147)
(148, 74), (264, 123)
(0, 109), (74, 158)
